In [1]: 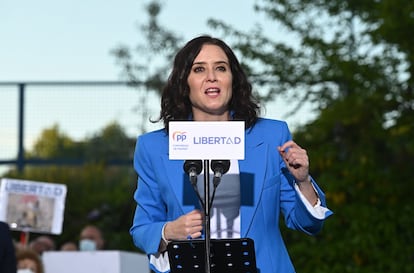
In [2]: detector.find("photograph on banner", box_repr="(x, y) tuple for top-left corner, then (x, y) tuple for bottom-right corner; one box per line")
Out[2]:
(0, 178), (67, 234)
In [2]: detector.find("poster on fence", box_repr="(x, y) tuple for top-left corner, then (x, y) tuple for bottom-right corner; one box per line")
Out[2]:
(0, 178), (67, 234)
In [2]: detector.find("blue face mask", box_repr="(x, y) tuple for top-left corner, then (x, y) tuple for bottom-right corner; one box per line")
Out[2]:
(79, 239), (97, 251)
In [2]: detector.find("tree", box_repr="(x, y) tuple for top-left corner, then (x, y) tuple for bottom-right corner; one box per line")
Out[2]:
(111, 0), (183, 133)
(84, 121), (135, 163)
(28, 124), (83, 160)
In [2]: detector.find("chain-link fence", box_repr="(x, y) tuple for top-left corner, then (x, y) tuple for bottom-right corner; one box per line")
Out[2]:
(0, 81), (162, 174)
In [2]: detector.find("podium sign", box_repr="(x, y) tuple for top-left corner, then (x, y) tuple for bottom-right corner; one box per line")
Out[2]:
(169, 121), (245, 160)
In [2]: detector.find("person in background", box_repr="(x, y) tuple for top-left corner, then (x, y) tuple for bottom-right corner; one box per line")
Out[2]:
(79, 224), (105, 251)
(29, 235), (56, 256)
(129, 35), (333, 273)
(16, 248), (44, 273)
(0, 221), (17, 273)
(60, 241), (78, 251)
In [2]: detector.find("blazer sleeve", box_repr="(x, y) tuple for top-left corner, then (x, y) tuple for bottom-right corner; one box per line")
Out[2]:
(130, 135), (166, 255)
(277, 123), (332, 235)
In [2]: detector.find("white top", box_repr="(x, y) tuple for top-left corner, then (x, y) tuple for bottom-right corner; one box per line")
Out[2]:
(197, 159), (241, 239)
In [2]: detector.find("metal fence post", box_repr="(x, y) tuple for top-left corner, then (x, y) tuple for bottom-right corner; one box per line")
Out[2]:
(17, 83), (25, 173)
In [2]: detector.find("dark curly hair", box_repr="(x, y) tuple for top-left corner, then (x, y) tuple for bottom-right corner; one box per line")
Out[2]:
(156, 35), (260, 131)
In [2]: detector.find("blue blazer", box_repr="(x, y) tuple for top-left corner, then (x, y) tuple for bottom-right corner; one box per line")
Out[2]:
(131, 118), (331, 273)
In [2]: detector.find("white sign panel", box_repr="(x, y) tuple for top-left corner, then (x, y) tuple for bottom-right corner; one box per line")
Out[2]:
(169, 121), (245, 160)
(0, 178), (67, 234)
(43, 251), (149, 273)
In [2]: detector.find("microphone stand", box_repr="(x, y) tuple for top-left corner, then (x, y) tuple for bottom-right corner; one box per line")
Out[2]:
(182, 159), (230, 272)
(203, 159), (212, 273)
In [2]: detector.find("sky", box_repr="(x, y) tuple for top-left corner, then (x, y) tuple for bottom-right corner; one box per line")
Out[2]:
(0, 0), (315, 174)
(0, 0), (270, 81)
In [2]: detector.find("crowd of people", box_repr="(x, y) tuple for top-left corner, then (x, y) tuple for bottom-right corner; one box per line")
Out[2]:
(0, 221), (105, 273)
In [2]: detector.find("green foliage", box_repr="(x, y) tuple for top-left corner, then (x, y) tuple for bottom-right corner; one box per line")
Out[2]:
(28, 124), (83, 159)
(207, 1), (414, 272)
(27, 121), (136, 164)
(291, 96), (414, 272)
(84, 121), (136, 162)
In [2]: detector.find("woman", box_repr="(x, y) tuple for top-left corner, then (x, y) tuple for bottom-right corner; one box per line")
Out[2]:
(130, 35), (332, 273)
(16, 248), (44, 273)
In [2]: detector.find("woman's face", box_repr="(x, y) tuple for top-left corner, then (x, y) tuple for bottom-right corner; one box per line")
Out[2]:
(187, 44), (233, 121)
(17, 258), (38, 273)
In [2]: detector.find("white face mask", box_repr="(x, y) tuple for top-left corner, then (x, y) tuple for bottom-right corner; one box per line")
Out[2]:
(17, 269), (35, 273)
(79, 239), (97, 251)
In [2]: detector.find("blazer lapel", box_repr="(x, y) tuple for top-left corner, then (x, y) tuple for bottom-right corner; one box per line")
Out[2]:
(239, 127), (267, 237)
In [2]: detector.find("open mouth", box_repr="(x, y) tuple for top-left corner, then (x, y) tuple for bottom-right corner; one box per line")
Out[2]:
(205, 88), (220, 95)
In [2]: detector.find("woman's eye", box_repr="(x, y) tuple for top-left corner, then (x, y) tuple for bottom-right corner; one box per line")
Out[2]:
(216, 66), (227, 71)
(193, 66), (204, 73)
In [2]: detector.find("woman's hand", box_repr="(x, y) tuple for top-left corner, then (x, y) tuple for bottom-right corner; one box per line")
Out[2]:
(278, 140), (319, 205)
(278, 140), (309, 182)
(164, 209), (204, 241)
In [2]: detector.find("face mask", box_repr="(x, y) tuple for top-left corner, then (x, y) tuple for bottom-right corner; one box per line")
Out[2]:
(79, 239), (97, 251)
(17, 269), (35, 273)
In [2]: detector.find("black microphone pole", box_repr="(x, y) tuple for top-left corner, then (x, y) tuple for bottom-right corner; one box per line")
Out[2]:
(183, 160), (204, 210)
(203, 159), (211, 273)
(185, 159), (230, 273)
(209, 160), (231, 211)
(183, 159), (211, 272)
(204, 159), (231, 273)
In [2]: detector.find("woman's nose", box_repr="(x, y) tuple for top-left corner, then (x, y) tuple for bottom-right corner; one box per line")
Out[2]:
(206, 69), (217, 82)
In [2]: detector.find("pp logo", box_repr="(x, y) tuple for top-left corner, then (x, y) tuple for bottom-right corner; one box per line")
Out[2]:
(172, 131), (187, 142)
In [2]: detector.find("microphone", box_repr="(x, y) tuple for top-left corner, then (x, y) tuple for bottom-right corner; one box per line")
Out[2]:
(210, 160), (231, 187)
(183, 160), (203, 186)
(183, 160), (205, 211)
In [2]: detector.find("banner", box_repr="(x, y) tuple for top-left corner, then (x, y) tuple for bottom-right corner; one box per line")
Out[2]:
(0, 178), (67, 234)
